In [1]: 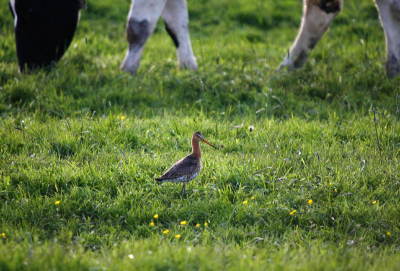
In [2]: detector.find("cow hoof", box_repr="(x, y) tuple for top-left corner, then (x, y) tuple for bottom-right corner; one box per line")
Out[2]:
(279, 59), (296, 71)
(179, 60), (198, 71)
(120, 61), (138, 75)
(280, 50), (308, 71)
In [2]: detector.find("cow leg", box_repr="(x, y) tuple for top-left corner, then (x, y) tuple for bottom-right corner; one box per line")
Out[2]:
(162, 0), (198, 70)
(11, 0), (81, 72)
(375, 0), (400, 77)
(280, 0), (343, 70)
(9, 0), (17, 27)
(121, 0), (167, 74)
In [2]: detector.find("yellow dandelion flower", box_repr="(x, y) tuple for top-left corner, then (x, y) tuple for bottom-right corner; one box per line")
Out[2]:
(251, 196), (255, 200)
(149, 222), (155, 227)
(329, 182), (332, 186)
(386, 232), (390, 236)
(1, 233), (5, 238)
(308, 199), (313, 205)
(243, 201), (248, 205)
(334, 189), (337, 192)
(175, 234), (181, 239)
(372, 201), (377, 204)
(163, 229), (169, 234)
(154, 214), (159, 219)
(204, 222), (208, 227)
(180, 221), (187, 226)
(290, 212), (294, 216)
(195, 224), (200, 227)
(274, 150), (277, 154)
(55, 201), (60, 205)
(126, 125), (129, 128)
(292, 210), (296, 213)
(121, 116), (126, 120)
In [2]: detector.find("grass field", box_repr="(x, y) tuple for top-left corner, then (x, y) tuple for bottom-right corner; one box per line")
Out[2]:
(1, 0), (400, 270)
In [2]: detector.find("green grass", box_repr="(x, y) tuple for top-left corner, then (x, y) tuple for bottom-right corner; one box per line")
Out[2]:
(0, 0), (399, 270)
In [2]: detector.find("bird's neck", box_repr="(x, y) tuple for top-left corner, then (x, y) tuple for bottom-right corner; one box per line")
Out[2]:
(192, 138), (201, 158)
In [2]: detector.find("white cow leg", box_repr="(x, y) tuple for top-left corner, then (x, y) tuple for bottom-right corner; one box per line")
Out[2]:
(121, 0), (167, 74)
(280, 0), (342, 70)
(162, 0), (198, 70)
(375, 0), (400, 77)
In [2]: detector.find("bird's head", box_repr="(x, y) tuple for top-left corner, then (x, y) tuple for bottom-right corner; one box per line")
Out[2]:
(193, 131), (219, 150)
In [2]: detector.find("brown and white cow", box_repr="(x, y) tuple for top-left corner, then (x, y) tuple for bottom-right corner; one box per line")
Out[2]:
(121, 0), (400, 77)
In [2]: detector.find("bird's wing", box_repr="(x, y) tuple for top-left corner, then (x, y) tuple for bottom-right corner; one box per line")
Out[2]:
(156, 155), (199, 181)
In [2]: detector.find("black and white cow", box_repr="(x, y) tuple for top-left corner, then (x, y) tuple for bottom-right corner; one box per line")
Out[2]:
(120, 0), (198, 73)
(9, 0), (86, 72)
(121, 0), (400, 77)
(280, 0), (400, 77)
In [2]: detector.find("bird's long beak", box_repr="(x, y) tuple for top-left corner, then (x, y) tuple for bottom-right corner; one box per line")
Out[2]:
(202, 138), (219, 150)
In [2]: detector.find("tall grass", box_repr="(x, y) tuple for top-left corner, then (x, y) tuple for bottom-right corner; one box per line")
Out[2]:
(0, 0), (399, 270)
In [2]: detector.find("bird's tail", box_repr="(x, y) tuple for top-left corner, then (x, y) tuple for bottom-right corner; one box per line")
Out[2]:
(155, 178), (164, 182)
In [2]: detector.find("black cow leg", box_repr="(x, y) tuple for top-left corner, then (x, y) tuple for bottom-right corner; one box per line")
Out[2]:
(10, 0), (82, 72)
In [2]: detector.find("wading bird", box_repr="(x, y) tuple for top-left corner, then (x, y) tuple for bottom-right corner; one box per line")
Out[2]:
(156, 131), (218, 198)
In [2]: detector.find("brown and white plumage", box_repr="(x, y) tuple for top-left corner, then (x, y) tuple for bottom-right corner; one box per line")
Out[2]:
(156, 131), (218, 197)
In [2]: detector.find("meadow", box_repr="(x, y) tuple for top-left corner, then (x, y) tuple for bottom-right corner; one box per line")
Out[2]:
(0, 0), (399, 270)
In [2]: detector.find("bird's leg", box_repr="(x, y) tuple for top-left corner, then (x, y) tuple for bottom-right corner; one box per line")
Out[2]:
(180, 183), (187, 198)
